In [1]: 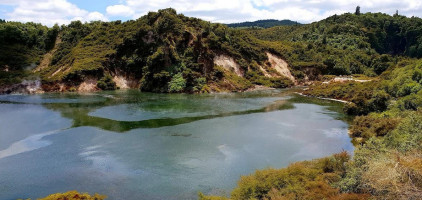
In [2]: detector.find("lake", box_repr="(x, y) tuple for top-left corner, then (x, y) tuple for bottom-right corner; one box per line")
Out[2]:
(0, 89), (353, 200)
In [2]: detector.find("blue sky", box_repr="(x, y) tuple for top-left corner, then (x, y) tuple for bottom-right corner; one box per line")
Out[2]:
(1, 0), (421, 26)
(68, 0), (119, 12)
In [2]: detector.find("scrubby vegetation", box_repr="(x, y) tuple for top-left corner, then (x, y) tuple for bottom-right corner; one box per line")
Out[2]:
(97, 74), (117, 90)
(303, 62), (422, 199)
(266, 59), (422, 199)
(200, 152), (370, 200)
(335, 111), (422, 199)
(19, 191), (106, 200)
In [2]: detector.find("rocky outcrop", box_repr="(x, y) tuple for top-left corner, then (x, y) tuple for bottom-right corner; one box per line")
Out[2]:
(112, 75), (139, 89)
(77, 78), (98, 92)
(266, 52), (295, 83)
(213, 55), (244, 77)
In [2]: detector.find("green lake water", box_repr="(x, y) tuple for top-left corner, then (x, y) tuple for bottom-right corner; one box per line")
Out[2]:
(0, 89), (353, 200)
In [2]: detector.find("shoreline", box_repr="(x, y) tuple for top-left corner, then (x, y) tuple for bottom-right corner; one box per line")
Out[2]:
(294, 92), (351, 104)
(0, 84), (281, 95)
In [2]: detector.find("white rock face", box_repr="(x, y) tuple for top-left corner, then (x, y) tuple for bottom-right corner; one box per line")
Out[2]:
(113, 75), (129, 89)
(213, 55), (244, 77)
(78, 78), (98, 92)
(266, 52), (296, 83)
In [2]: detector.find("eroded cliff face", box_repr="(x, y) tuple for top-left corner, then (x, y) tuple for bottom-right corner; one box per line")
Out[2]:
(256, 52), (296, 83)
(213, 55), (244, 77)
(2, 49), (298, 94)
(265, 53), (295, 83)
(77, 78), (98, 92)
(112, 73), (140, 89)
(214, 53), (296, 82)
(33, 52), (298, 93)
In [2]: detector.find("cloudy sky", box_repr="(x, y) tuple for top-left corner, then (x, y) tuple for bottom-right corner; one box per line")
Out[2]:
(0, 0), (421, 26)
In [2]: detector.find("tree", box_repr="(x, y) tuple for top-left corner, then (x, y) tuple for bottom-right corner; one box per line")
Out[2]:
(355, 6), (361, 15)
(168, 73), (186, 93)
(97, 75), (117, 90)
(322, 35), (327, 45)
(45, 24), (60, 50)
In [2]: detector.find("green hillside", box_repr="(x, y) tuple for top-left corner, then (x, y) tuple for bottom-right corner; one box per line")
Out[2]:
(2, 10), (422, 94)
(0, 20), (59, 86)
(15, 8), (296, 93)
(246, 12), (422, 76)
(227, 19), (300, 28)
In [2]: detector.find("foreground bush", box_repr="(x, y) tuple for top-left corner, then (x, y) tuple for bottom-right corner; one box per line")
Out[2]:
(35, 191), (106, 200)
(201, 152), (370, 200)
(349, 115), (400, 144)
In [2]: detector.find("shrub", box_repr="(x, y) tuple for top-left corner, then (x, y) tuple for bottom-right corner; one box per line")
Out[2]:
(168, 73), (186, 93)
(349, 115), (400, 144)
(32, 191), (106, 200)
(97, 74), (117, 90)
(227, 152), (363, 200)
(385, 111), (422, 152)
(396, 92), (422, 111)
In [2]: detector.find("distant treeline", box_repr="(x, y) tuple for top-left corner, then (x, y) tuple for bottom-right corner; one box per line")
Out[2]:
(227, 19), (300, 28)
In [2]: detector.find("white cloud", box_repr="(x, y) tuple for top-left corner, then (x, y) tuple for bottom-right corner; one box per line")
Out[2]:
(86, 11), (108, 22)
(2, 0), (108, 26)
(115, 0), (422, 23)
(1, 0), (422, 26)
(106, 5), (134, 17)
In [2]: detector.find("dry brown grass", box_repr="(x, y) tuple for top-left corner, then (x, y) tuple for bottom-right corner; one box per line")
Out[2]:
(361, 151), (422, 200)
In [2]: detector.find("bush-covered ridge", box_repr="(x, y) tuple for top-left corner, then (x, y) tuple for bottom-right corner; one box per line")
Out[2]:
(1, 8), (297, 93)
(2, 9), (422, 94)
(18, 191), (107, 200)
(245, 12), (422, 78)
(227, 19), (300, 28)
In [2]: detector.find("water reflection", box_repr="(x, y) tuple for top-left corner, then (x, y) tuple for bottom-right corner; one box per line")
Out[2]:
(0, 130), (61, 159)
(41, 90), (296, 132)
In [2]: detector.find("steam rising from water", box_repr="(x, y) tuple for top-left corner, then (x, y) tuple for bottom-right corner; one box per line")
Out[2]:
(22, 79), (42, 94)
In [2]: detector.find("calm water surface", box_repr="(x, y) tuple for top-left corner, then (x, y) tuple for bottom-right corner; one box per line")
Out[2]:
(0, 89), (353, 200)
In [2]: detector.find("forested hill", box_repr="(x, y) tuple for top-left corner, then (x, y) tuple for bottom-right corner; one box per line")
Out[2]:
(227, 19), (300, 28)
(245, 12), (422, 76)
(1, 9), (422, 94)
(0, 9), (296, 93)
(248, 12), (422, 57)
